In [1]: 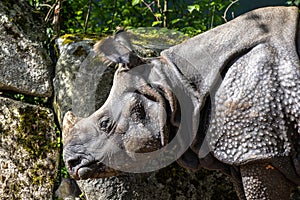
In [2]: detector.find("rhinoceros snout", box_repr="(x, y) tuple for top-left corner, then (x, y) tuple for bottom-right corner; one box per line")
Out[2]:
(64, 151), (84, 170)
(63, 147), (85, 179)
(64, 153), (119, 179)
(64, 156), (81, 179)
(63, 149), (99, 180)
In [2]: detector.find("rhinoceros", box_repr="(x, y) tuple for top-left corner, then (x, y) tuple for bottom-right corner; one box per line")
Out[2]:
(63, 6), (300, 200)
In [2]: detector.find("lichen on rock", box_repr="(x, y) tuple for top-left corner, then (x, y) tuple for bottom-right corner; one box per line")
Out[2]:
(16, 106), (58, 160)
(0, 97), (59, 199)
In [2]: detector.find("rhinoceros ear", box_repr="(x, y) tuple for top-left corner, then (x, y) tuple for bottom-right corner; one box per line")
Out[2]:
(136, 82), (180, 146)
(62, 111), (79, 141)
(94, 37), (131, 64)
(113, 28), (134, 52)
(94, 30), (145, 69)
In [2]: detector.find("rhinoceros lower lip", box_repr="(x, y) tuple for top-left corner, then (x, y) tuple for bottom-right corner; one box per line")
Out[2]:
(71, 161), (99, 180)
(76, 165), (95, 180)
(72, 161), (118, 180)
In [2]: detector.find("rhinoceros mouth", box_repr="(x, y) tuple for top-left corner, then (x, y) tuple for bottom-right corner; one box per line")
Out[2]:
(66, 157), (119, 180)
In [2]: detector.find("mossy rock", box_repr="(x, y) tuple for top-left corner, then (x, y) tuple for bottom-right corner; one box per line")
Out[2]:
(76, 162), (238, 200)
(0, 97), (59, 199)
(59, 34), (104, 47)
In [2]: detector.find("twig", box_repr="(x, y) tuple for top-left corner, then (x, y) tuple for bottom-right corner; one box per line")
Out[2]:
(40, 4), (52, 9)
(163, 0), (167, 27)
(157, 0), (162, 14)
(210, 4), (215, 29)
(44, 0), (60, 23)
(222, 0), (238, 22)
(52, 0), (62, 35)
(142, 0), (160, 21)
(84, 0), (93, 33)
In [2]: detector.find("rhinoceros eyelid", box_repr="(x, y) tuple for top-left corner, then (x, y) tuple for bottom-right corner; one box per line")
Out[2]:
(98, 116), (112, 132)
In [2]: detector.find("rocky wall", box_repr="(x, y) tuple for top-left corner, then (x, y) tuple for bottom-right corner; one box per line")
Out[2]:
(0, 0), (59, 199)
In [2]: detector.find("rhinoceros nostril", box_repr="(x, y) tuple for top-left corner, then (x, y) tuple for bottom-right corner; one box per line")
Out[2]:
(67, 157), (82, 170)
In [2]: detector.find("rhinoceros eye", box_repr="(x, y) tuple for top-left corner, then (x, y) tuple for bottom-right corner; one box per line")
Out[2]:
(99, 117), (111, 131)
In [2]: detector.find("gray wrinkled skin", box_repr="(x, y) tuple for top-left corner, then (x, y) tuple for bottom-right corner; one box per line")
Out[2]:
(64, 7), (300, 200)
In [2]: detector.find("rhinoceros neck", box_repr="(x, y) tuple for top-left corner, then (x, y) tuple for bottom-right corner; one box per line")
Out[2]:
(161, 6), (299, 103)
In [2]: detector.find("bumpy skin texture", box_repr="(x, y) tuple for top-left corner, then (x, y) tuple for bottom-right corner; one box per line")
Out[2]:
(240, 161), (293, 200)
(206, 7), (300, 199)
(210, 43), (298, 164)
(63, 6), (300, 200)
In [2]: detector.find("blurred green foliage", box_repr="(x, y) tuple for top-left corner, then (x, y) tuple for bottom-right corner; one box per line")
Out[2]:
(3, 92), (48, 106)
(287, 0), (300, 6)
(28, 0), (238, 36)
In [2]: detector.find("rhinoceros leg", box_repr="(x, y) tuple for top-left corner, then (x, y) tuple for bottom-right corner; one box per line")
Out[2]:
(229, 168), (247, 200)
(240, 161), (293, 200)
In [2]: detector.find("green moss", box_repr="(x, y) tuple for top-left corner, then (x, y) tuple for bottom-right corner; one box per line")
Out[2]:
(29, 163), (46, 185)
(60, 33), (104, 46)
(53, 42), (60, 60)
(14, 106), (59, 189)
(16, 106), (58, 160)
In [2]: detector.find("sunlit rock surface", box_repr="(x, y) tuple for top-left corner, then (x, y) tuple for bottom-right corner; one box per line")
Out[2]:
(0, 0), (53, 97)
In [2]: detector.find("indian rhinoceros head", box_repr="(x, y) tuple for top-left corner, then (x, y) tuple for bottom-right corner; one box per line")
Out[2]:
(63, 57), (196, 179)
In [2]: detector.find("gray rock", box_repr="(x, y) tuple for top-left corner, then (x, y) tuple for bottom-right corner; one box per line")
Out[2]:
(53, 35), (108, 126)
(0, 0), (53, 97)
(0, 96), (59, 199)
(55, 178), (82, 200)
(76, 164), (237, 200)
